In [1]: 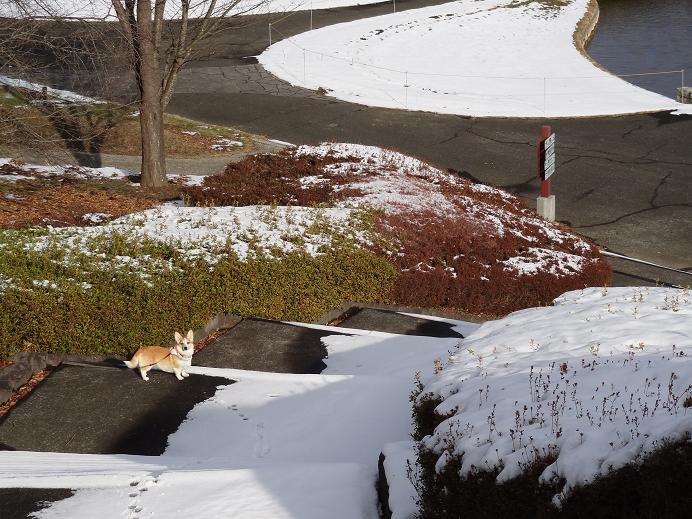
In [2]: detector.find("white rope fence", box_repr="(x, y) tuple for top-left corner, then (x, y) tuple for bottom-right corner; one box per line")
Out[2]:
(267, 25), (686, 113)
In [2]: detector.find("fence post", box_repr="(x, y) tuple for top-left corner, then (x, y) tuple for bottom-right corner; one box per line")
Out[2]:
(404, 71), (408, 108)
(310, 3), (313, 30)
(269, 23), (272, 46)
(543, 77), (546, 115)
(393, 0), (396, 13)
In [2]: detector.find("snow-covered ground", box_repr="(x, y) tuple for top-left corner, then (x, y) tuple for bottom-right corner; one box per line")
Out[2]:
(0, 76), (103, 105)
(260, 0), (692, 117)
(32, 204), (370, 264)
(3, 289), (688, 516)
(0, 323), (465, 519)
(0, 158), (203, 186)
(421, 286), (692, 505)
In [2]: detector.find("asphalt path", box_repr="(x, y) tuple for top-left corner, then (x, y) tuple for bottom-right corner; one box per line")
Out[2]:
(168, 0), (692, 287)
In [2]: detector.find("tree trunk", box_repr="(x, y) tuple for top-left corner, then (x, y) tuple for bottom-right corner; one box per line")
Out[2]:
(138, 81), (166, 187)
(136, 0), (166, 188)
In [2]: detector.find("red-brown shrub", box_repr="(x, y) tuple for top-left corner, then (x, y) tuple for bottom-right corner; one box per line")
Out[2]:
(183, 145), (611, 315)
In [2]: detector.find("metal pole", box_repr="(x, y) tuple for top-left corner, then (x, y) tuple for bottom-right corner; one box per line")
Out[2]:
(543, 77), (546, 114)
(405, 71), (408, 108)
(269, 23), (272, 46)
(310, 4), (313, 30)
(683, 69), (685, 89)
(393, 0), (396, 13)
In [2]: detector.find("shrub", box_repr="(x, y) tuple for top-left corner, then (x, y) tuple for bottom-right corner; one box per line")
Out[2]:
(415, 446), (561, 519)
(0, 228), (396, 359)
(183, 145), (611, 315)
(414, 429), (692, 519)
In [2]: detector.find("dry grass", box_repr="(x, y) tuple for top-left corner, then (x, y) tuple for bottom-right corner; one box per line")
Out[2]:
(0, 162), (178, 228)
(0, 94), (250, 159)
(100, 117), (250, 158)
(184, 152), (358, 206)
(0, 369), (52, 419)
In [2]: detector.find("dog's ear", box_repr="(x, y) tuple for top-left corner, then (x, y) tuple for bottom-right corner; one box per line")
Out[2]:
(186, 330), (194, 342)
(175, 331), (183, 343)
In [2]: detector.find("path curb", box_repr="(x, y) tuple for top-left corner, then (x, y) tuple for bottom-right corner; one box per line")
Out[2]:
(0, 353), (63, 404)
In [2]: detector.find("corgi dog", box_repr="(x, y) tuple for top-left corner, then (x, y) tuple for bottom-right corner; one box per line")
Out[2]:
(124, 330), (195, 381)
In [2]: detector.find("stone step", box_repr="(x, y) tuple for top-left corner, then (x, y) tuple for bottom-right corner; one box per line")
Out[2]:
(0, 488), (74, 519)
(194, 317), (347, 374)
(0, 363), (228, 455)
(336, 307), (467, 338)
(0, 317), (352, 456)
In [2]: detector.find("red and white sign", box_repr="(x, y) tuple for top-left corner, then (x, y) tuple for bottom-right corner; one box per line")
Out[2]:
(536, 126), (556, 198)
(539, 131), (556, 180)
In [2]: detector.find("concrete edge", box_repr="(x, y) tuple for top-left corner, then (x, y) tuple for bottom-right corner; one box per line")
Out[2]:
(573, 0), (600, 58)
(0, 353), (63, 405)
(0, 313), (244, 405)
(317, 301), (486, 326)
(191, 313), (243, 344)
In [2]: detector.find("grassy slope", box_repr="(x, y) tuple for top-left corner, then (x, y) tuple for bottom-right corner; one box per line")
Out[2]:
(0, 90), (253, 158)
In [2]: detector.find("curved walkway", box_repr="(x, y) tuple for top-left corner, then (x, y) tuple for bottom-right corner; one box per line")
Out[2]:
(169, 1), (692, 287)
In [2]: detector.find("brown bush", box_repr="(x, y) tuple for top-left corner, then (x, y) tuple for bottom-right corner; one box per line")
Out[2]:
(378, 212), (611, 315)
(183, 145), (611, 315)
(184, 151), (367, 206)
(0, 180), (157, 228)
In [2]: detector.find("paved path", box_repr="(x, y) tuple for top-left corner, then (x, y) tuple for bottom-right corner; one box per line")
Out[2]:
(167, 2), (692, 287)
(0, 310), (461, 455)
(0, 309), (464, 518)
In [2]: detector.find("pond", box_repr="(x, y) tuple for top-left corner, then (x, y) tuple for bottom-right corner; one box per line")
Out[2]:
(587, 0), (692, 100)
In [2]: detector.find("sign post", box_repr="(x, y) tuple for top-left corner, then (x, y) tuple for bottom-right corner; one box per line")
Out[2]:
(537, 125), (556, 221)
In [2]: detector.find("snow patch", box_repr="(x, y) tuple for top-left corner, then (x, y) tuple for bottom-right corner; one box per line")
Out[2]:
(0, 75), (103, 104)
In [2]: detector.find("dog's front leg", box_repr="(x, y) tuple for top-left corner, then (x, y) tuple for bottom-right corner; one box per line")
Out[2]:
(139, 367), (151, 381)
(181, 370), (190, 378)
(174, 368), (185, 381)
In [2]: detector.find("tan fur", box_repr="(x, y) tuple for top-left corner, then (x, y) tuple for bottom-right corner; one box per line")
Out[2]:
(124, 330), (195, 381)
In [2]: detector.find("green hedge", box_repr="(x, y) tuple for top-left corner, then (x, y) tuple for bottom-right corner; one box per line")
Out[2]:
(0, 229), (397, 358)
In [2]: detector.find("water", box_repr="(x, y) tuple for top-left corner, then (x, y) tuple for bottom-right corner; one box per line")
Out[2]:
(587, 0), (692, 100)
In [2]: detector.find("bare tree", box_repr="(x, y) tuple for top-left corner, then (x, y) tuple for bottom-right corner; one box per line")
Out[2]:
(0, 6), (125, 164)
(2, 0), (266, 187)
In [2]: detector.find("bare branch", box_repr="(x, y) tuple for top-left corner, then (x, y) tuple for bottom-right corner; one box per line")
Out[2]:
(111, 0), (134, 45)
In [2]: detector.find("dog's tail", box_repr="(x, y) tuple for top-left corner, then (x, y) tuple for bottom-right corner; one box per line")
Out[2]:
(123, 354), (139, 369)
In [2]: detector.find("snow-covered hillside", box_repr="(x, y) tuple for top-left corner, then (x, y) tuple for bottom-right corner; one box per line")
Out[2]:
(421, 286), (692, 504)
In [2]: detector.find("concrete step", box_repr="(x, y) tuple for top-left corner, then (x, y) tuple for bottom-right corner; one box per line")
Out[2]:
(0, 318), (350, 456)
(0, 488), (74, 519)
(0, 363), (228, 455)
(0, 311), (472, 516)
(0, 310), (471, 458)
(336, 307), (467, 338)
(194, 317), (347, 374)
